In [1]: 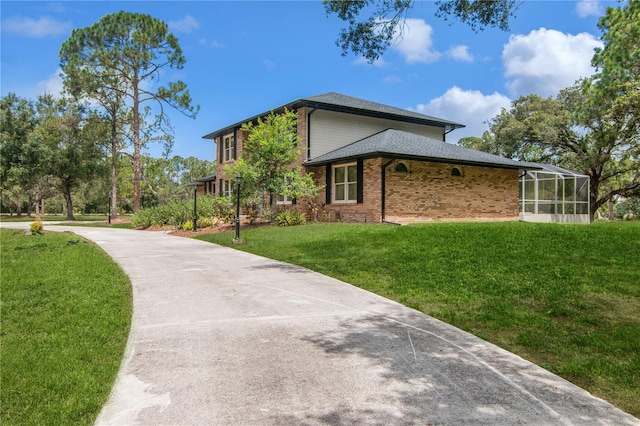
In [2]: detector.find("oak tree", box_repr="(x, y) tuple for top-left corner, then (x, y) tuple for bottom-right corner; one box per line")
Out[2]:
(324, 0), (519, 62)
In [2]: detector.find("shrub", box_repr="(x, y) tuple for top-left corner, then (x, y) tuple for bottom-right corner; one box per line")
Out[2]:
(182, 220), (193, 231)
(198, 217), (214, 228)
(132, 196), (235, 229)
(30, 218), (43, 235)
(275, 210), (306, 226)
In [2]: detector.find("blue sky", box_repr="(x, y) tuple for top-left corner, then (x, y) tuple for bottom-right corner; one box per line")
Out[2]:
(1, 1), (610, 160)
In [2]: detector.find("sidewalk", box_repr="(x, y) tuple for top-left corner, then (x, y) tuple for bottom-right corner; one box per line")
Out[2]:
(2, 223), (638, 425)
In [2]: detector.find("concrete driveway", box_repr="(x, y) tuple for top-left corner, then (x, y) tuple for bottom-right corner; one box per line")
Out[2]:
(1, 223), (637, 425)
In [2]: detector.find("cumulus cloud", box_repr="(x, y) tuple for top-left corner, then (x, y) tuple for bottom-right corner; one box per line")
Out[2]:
(168, 15), (200, 33)
(1, 16), (72, 38)
(412, 86), (512, 141)
(392, 18), (441, 63)
(502, 28), (602, 97)
(576, 0), (603, 18)
(36, 68), (65, 98)
(447, 45), (473, 62)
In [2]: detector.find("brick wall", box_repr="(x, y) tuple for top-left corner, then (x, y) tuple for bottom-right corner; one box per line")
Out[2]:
(384, 160), (520, 223)
(305, 159), (519, 224)
(306, 158), (382, 223)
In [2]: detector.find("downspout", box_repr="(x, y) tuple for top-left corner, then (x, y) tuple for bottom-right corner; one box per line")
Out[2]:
(443, 125), (456, 142)
(306, 105), (318, 160)
(381, 159), (401, 225)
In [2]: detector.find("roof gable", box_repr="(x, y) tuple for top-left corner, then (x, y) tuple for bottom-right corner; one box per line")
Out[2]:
(304, 129), (539, 170)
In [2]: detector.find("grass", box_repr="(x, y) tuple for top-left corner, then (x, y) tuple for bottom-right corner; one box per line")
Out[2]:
(0, 229), (132, 425)
(0, 214), (109, 222)
(0, 214), (136, 229)
(197, 221), (640, 417)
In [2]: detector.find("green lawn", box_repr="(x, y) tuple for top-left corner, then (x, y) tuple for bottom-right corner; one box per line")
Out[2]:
(0, 214), (108, 222)
(0, 229), (132, 425)
(197, 221), (640, 417)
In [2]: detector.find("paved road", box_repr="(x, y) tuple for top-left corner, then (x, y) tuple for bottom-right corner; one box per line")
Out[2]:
(2, 223), (638, 425)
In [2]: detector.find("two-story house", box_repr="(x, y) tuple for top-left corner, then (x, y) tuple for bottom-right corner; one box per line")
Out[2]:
(203, 92), (538, 223)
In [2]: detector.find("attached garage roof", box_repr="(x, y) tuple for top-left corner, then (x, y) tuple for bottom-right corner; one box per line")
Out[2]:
(304, 129), (540, 171)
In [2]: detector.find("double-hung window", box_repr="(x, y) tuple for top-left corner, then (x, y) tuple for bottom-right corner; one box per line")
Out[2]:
(221, 180), (232, 197)
(223, 136), (235, 162)
(333, 163), (357, 203)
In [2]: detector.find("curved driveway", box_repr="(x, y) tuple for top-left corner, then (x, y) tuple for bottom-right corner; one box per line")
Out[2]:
(2, 223), (638, 425)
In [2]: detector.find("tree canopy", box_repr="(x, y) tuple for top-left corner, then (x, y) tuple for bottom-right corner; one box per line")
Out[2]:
(463, 1), (639, 221)
(59, 11), (199, 212)
(324, 0), (519, 62)
(224, 109), (321, 222)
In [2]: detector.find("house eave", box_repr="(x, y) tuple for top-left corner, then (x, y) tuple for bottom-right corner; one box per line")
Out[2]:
(202, 95), (465, 140)
(304, 152), (541, 171)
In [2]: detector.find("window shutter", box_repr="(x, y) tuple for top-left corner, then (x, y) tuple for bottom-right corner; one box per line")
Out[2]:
(232, 130), (237, 160)
(292, 198), (297, 205)
(219, 137), (223, 164)
(219, 179), (223, 196)
(357, 159), (364, 204)
(325, 164), (332, 204)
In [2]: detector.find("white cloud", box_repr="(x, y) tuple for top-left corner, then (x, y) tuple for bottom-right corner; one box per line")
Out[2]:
(392, 18), (441, 64)
(412, 86), (512, 141)
(447, 45), (473, 62)
(168, 16), (200, 34)
(1, 16), (72, 38)
(36, 68), (65, 98)
(576, 0), (603, 18)
(502, 28), (602, 97)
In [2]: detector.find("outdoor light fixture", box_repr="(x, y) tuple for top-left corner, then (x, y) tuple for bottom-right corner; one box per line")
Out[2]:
(233, 174), (243, 244)
(192, 183), (198, 233)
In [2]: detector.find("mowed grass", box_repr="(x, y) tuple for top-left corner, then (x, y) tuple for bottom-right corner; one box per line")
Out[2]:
(197, 221), (640, 416)
(0, 229), (132, 425)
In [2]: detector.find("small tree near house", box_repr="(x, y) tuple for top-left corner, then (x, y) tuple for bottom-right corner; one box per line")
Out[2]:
(224, 109), (321, 223)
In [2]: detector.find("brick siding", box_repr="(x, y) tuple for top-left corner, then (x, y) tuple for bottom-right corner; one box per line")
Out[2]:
(304, 159), (519, 224)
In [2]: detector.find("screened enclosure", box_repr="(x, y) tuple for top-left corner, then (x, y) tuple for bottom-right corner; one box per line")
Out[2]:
(520, 163), (590, 223)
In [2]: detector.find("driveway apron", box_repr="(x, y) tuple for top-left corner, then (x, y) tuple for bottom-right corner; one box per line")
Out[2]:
(2, 224), (637, 425)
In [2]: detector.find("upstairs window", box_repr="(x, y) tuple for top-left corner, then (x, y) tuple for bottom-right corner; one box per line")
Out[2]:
(223, 136), (235, 162)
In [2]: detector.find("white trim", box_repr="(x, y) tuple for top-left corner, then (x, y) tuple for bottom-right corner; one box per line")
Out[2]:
(332, 162), (358, 204)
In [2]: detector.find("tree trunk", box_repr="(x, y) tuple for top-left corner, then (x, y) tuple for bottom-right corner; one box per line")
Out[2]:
(589, 169), (600, 223)
(63, 179), (75, 221)
(132, 72), (141, 213)
(110, 111), (118, 220)
(608, 198), (614, 221)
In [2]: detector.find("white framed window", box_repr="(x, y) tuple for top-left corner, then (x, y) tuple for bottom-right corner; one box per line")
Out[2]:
(276, 194), (292, 205)
(333, 163), (357, 203)
(223, 136), (235, 162)
(221, 180), (232, 197)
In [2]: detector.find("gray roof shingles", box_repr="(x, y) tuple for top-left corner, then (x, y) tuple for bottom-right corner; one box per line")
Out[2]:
(203, 92), (464, 140)
(304, 129), (540, 170)
(301, 92), (464, 129)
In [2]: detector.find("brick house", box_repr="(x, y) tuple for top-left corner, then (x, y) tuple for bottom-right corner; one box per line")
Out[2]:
(203, 92), (538, 223)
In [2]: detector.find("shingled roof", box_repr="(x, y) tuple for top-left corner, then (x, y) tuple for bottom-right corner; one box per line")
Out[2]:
(304, 129), (539, 170)
(203, 92), (464, 140)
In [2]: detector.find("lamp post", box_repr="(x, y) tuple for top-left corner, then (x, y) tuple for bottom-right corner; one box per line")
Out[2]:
(233, 174), (243, 244)
(192, 183), (198, 233)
